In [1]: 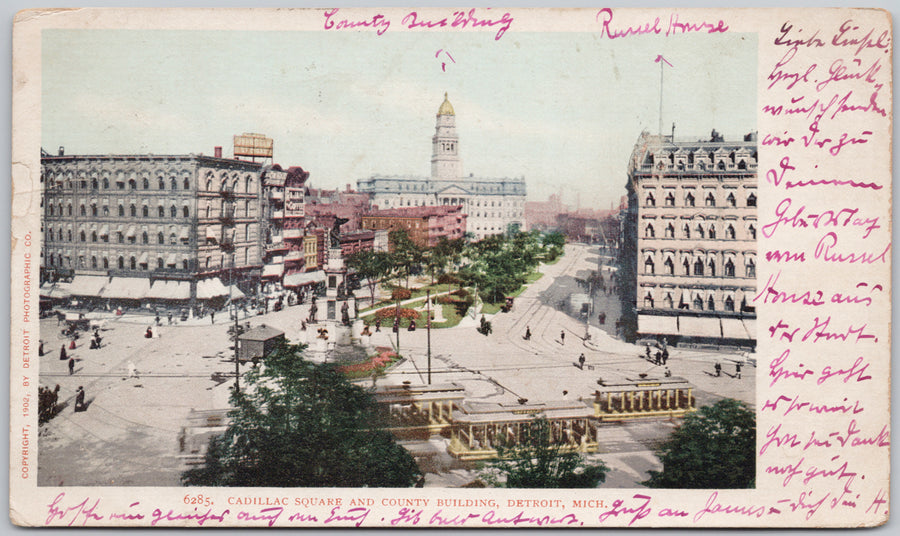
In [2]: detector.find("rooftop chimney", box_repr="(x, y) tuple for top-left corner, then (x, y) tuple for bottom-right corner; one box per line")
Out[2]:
(214, 146), (222, 158)
(58, 146), (64, 156)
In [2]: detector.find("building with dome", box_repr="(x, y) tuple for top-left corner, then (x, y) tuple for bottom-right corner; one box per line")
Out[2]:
(620, 129), (758, 348)
(357, 93), (526, 241)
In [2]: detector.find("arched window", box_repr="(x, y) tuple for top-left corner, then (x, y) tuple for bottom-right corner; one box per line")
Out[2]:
(142, 231), (148, 244)
(128, 179), (137, 190)
(49, 205), (54, 216)
(707, 295), (716, 311)
(747, 193), (757, 207)
(685, 192), (695, 207)
(91, 256), (97, 269)
(158, 206), (165, 218)
(157, 257), (164, 269)
(206, 178), (213, 191)
(708, 258), (716, 277)
(725, 295), (735, 311)
(158, 177), (166, 190)
(183, 259), (189, 271)
(717, 161), (726, 170)
(696, 224), (705, 239)
(645, 192), (656, 207)
(170, 205), (177, 218)
(682, 258), (690, 275)
(727, 192), (736, 207)
(169, 233), (177, 245)
(664, 293), (674, 309)
(103, 205), (109, 217)
(183, 177), (190, 190)
(142, 205), (149, 217)
(737, 159), (747, 170)
(705, 192), (716, 207)
(665, 191), (675, 206)
(725, 259), (735, 277)
(644, 256), (655, 275)
(205, 203), (211, 218)
(79, 230), (86, 242)
(67, 230), (72, 241)
(103, 257), (109, 269)
(171, 177), (178, 190)
(80, 204), (86, 216)
(746, 258), (756, 278)
(129, 204), (136, 217)
(183, 206), (190, 218)
(117, 256), (124, 269)
(748, 224), (757, 240)
(245, 176), (253, 193)
(709, 225), (717, 239)
(644, 223), (655, 238)
(142, 177), (149, 189)
(643, 292), (654, 308)
(693, 295), (704, 310)
(67, 204), (73, 216)
(683, 224), (691, 239)
(91, 231), (97, 243)
(693, 258), (704, 276)
(664, 257), (675, 275)
(130, 256), (136, 270)
(91, 178), (99, 190)
(665, 223), (675, 238)
(726, 224), (736, 240)
(103, 178), (109, 189)
(91, 204), (98, 217)
(158, 232), (164, 244)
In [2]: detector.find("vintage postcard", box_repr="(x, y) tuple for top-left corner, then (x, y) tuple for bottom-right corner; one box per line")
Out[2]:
(9, 6), (891, 528)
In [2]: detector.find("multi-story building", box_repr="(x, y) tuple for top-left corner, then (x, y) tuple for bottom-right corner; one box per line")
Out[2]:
(361, 205), (467, 248)
(41, 149), (263, 304)
(357, 94), (526, 241)
(260, 165), (288, 293)
(621, 130), (758, 347)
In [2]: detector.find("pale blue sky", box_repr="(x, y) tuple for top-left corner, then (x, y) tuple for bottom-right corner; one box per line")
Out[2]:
(43, 28), (756, 209)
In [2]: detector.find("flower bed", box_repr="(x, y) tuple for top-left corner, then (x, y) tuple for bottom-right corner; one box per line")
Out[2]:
(337, 349), (401, 378)
(374, 307), (419, 320)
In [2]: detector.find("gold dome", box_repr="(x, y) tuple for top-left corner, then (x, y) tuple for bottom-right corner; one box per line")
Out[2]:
(437, 92), (455, 116)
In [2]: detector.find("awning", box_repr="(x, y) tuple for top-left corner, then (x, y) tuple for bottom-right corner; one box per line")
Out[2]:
(206, 226), (218, 240)
(196, 277), (231, 299)
(679, 316), (721, 338)
(262, 264), (284, 278)
(126, 225), (136, 238)
(283, 270), (325, 287)
(638, 314), (679, 336)
(180, 227), (190, 239)
(722, 318), (753, 340)
(139, 252), (149, 265)
(145, 280), (191, 300)
(100, 277), (150, 300)
(70, 274), (109, 297)
(166, 253), (177, 266)
(40, 281), (72, 299)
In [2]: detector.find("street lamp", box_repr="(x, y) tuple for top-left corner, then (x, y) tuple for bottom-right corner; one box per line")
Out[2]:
(426, 289), (432, 385)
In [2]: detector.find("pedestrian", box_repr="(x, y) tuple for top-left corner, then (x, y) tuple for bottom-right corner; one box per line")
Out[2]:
(210, 311), (215, 324)
(664, 367), (672, 377)
(560, 330), (565, 345)
(524, 326), (531, 340)
(167, 312), (173, 325)
(735, 362), (742, 379)
(69, 338), (76, 350)
(74, 386), (86, 412)
(59, 344), (67, 361)
(155, 314), (161, 326)
(68, 357), (75, 375)
(645, 343), (651, 360)
(715, 362), (722, 377)
(655, 350), (662, 365)
(578, 353), (586, 369)
(38, 340), (44, 357)
(662, 348), (669, 365)
(145, 326), (153, 339)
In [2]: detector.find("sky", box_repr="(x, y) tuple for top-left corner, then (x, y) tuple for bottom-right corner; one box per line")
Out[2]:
(42, 27), (756, 210)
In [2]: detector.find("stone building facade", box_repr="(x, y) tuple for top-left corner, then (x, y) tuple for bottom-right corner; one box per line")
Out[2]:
(357, 94), (526, 241)
(361, 205), (467, 248)
(621, 130), (758, 347)
(41, 151), (264, 302)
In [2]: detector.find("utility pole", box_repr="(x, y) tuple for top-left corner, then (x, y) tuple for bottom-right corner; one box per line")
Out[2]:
(232, 260), (240, 394)
(394, 296), (401, 352)
(426, 290), (432, 385)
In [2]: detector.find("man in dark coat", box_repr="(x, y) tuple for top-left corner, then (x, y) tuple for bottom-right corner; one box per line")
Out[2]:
(59, 344), (67, 361)
(74, 386), (85, 412)
(68, 357), (75, 375)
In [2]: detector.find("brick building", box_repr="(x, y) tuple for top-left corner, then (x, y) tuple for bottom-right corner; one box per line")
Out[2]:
(361, 205), (467, 248)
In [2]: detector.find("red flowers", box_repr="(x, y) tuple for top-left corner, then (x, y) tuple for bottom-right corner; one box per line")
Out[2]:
(337, 349), (400, 374)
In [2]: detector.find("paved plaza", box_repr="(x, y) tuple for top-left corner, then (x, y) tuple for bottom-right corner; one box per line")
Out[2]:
(37, 244), (754, 487)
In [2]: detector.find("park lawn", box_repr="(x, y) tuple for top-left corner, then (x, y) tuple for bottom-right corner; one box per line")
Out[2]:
(431, 303), (463, 328)
(479, 271), (543, 314)
(361, 300), (463, 329)
(358, 283), (451, 314)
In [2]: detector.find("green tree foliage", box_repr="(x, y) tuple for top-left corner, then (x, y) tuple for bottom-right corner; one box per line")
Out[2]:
(345, 249), (393, 305)
(388, 229), (424, 288)
(182, 343), (422, 487)
(643, 398), (756, 489)
(482, 416), (609, 488)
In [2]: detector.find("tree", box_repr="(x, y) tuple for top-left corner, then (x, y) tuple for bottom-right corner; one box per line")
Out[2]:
(481, 416), (609, 488)
(388, 229), (423, 288)
(182, 343), (422, 487)
(643, 398), (755, 489)
(346, 249), (393, 305)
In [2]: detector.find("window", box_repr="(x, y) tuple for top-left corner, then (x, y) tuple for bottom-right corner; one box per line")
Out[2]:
(738, 159), (747, 170)
(717, 161), (726, 170)
(91, 231), (97, 243)
(183, 206), (190, 218)
(67, 204), (73, 216)
(91, 204), (98, 217)
(158, 232), (164, 244)
(157, 258), (164, 269)
(128, 179), (137, 190)
(708, 258), (716, 276)
(724, 295), (735, 311)
(643, 293), (654, 308)
(696, 224), (705, 239)
(142, 205), (149, 217)
(130, 204), (136, 217)
(158, 206), (165, 218)
(707, 295), (716, 311)
(171, 177), (178, 190)
(130, 256), (136, 270)
(158, 177), (165, 190)
(705, 192), (716, 207)
(117, 256), (124, 269)
(726, 224), (736, 240)
(644, 223), (655, 238)
(747, 193), (757, 207)
(727, 192), (736, 207)
(103, 206), (109, 217)
(748, 224), (757, 240)
(49, 205), (54, 216)
(683, 224), (690, 239)
(664, 293), (674, 309)
(685, 192), (695, 207)
(170, 205), (177, 218)
(103, 178), (109, 189)
(664, 257), (675, 275)
(91, 178), (99, 190)
(644, 257), (655, 274)
(183, 177), (190, 190)
(142, 177), (149, 189)
(725, 259), (735, 277)
(117, 232), (124, 244)
(79, 230), (86, 242)
(118, 205), (125, 217)
(682, 258), (690, 275)
(80, 204), (86, 216)
(665, 191), (675, 206)
(103, 257), (109, 269)
(645, 192), (655, 207)
(142, 231), (148, 244)
(693, 295), (704, 310)
(182, 259), (189, 271)
(91, 256), (97, 269)
(709, 225), (717, 239)
(67, 230), (72, 241)
(693, 258), (704, 276)
(170, 233), (177, 245)
(746, 258), (756, 278)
